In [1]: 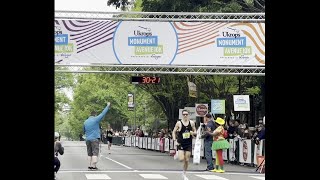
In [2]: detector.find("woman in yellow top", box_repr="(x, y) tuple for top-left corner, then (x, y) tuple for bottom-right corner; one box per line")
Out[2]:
(208, 117), (230, 173)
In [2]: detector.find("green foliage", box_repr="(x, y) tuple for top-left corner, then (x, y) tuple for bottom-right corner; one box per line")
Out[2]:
(55, 68), (74, 132)
(107, 0), (265, 12)
(68, 73), (166, 135)
(55, 69), (74, 89)
(219, 1), (243, 12)
(132, 0), (143, 11)
(56, 71), (264, 134)
(107, 0), (131, 10)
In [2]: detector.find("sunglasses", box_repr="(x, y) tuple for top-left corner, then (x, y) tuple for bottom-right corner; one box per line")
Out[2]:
(182, 114), (189, 116)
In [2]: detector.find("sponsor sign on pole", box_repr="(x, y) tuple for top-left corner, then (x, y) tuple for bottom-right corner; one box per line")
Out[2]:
(211, 99), (225, 114)
(195, 104), (208, 117)
(233, 95), (250, 111)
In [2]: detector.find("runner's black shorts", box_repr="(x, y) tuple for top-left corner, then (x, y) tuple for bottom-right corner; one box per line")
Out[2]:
(177, 144), (192, 152)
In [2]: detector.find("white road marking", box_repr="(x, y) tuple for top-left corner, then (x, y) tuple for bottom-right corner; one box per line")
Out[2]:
(104, 157), (133, 169)
(60, 170), (264, 176)
(249, 176), (265, 180)
(139, 174), (168, 179)
(85, 174), (111, 179)
(195, 174), (229, 180)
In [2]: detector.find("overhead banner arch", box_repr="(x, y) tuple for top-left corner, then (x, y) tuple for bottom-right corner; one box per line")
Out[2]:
(55, 21), (264, 66)
(55, 11), (265, 75)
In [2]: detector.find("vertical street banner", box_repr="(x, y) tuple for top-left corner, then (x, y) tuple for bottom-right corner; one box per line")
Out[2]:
(228, 139), (236, 161)
(188, 82), (197, 98)
(128, 93), (134, 111)
(239, 140), (252, 163)
(148, 138), (152, 149)
(254, 140), (263, 165)
(165, 138), (170, 152)
(223, 149), (228, 160)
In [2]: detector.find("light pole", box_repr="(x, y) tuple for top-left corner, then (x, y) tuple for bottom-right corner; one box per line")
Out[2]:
(134, 84), (136, 131)
(143, 101), (147, 126)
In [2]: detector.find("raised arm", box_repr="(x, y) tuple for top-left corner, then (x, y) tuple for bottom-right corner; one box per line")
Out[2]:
(95, 102), (111, 123)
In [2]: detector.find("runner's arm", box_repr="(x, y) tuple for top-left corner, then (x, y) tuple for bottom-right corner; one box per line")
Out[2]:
(190, 121), (197, 136)
(172, 121), (180, 141)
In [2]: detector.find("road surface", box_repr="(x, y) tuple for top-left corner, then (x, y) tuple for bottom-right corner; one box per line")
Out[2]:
(56, 141), (264, 180)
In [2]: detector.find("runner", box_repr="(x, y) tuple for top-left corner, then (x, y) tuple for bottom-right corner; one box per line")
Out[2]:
(106, 125), (114, 154)
(172, 109), (197, 180)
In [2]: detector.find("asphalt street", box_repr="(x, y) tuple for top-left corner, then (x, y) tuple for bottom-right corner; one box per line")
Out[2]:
(56, 141), (264, 180)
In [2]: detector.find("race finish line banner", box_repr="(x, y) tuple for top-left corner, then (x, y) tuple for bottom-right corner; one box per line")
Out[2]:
(55, 20), (265, 66)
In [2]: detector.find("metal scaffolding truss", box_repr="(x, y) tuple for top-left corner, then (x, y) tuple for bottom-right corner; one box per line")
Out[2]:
(55, 65), (265, 76)
(55, 11), (265, 22)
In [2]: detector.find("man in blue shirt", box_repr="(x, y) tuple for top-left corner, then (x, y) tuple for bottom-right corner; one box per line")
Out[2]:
(201, 113), (216, 171)
(83, 102), (111, 170)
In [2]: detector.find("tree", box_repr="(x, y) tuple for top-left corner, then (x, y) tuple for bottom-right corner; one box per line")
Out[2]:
(108, 0), (265, 12)
(55, 68), (74, 130)
(68, 72), (166, 137)
(142, 75), (185, 127)
(107, 0), (132, 10)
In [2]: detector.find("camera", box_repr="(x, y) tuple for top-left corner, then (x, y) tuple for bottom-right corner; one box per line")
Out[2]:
(255, 139), (260, 145)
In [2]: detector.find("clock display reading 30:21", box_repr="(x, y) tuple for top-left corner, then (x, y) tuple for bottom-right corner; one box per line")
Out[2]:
(131, 76), (161, 84)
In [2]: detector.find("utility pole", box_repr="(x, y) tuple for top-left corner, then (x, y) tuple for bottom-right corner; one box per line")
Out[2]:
(134, 84), (136, 131)
(143, 101), (146, 126)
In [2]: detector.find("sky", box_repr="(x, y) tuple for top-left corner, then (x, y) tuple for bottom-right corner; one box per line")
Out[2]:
(55, 0), (121, 12)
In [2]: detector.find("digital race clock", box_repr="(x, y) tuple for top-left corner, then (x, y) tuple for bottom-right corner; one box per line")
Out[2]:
(131, 76), (161, 84)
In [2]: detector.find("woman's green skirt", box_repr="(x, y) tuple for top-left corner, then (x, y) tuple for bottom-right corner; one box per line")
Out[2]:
(212, 139), (230, 150)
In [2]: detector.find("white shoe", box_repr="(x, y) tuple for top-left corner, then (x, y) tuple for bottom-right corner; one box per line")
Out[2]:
(183, 175), (189, 180)
(182, 173), (188, 180)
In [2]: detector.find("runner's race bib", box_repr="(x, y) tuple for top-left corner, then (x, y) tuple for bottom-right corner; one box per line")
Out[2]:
(182, 131), (190, 139)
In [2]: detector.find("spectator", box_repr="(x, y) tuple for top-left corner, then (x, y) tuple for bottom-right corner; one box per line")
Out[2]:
(200, 113), (216, 171)
(241, 123), (251, 139)
(54, 132), (64, 179)
(83, 102), (111, 170)
(254, 124), (265, 145)
(227, 120), (237, 139)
